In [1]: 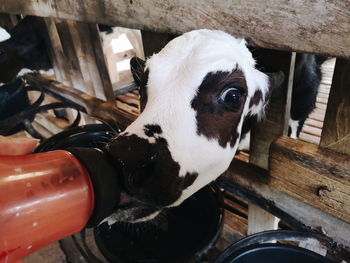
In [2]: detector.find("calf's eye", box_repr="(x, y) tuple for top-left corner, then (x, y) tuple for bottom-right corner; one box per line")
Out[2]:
(219, 86), (244, 111)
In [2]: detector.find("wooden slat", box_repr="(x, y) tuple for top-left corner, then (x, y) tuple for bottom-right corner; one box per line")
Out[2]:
(55, 19), (86, 92)
(87, 23), (115, 103)
(1, 1), (350, 57)
(117, 93), (139, 107)
(67, 20), (96, 96)
(308, 111), (326, 122)
(269, 136), (350, 223)
(319, 85), (332, 94)
(315, 102), (327, 110)
(224, 210), (247, 237)
(304, 118), (323, 129)
(43, 18), (72, 83)
(41, 18), (81, 124)
(299, 132), (320, 145)
(301, 125), (322, 137)
(320, 59), (350, 155)
(316, 96), (329, 104)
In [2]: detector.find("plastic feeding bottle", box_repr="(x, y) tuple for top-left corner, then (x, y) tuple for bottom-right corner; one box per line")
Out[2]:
(0, 148), (120, 263)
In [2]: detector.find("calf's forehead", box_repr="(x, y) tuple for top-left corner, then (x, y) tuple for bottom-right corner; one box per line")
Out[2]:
(145, 30), (262, 98)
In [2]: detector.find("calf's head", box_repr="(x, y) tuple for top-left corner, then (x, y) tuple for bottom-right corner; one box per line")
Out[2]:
(105, 30), (272, 223)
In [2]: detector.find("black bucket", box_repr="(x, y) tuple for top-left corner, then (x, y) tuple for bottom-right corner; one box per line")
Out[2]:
(94, 185), (224, 263)
(215, 230), (335, 263)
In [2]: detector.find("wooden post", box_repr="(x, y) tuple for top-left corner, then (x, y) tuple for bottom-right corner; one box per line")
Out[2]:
(67, 20), (96, 97)
(320, 58), (350, 154)
(88, 23), (115, 103)
(247, 50), (294, 234)
(55, 19), (86, 93)
(247, 204), (279, 235)
(43, 18), (72, 84)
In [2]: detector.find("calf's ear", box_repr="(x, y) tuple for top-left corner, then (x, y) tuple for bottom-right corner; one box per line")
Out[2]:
(130, 57), (145, 86)
(266, 70), (285, 91)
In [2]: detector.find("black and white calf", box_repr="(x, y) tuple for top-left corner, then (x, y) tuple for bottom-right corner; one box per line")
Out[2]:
(105, 30), (280, 223)
(289, 54), (326, 138)
(0, 16), (52, 84)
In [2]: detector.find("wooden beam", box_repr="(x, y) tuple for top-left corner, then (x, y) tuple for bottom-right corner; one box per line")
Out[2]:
(1, 0), (349, 57)
(269, 136), (350, 223)
(320, 59), (350, 154)
(219, 159), (350, 248)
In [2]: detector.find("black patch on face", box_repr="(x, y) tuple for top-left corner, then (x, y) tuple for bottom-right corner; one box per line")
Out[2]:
(249, 90), (263, 108)
(130, 57), (149, 112)
(139, 69), (149, 112)
(106, 134), (198, 208)
(183, 172), (199, 189)
(144, 124), (162, 137)
(239, 115), (256, 147)
(191, 70), (247, 148)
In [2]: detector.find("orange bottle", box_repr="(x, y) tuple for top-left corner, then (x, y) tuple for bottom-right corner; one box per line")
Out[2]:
(0, 148), (120, 263)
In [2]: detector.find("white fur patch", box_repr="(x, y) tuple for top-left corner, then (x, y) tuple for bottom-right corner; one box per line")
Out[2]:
(39, 69), (55, 76)
(0, 27), (10, 42)
(17, 68), (33, 76)
(238, 131), (251, 151)
(289, 119), (299, 139)
(124, 30), (269, 206)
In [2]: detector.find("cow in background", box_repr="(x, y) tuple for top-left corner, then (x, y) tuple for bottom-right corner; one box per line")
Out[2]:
(0, 16), (52, 84)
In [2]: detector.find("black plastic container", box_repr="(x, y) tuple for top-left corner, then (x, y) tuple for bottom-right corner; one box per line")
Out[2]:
(0, 78), (30, 135)
(35, 123), (115, 152)
(215, 230), (335, 263)
(94, 185), (224, 263)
